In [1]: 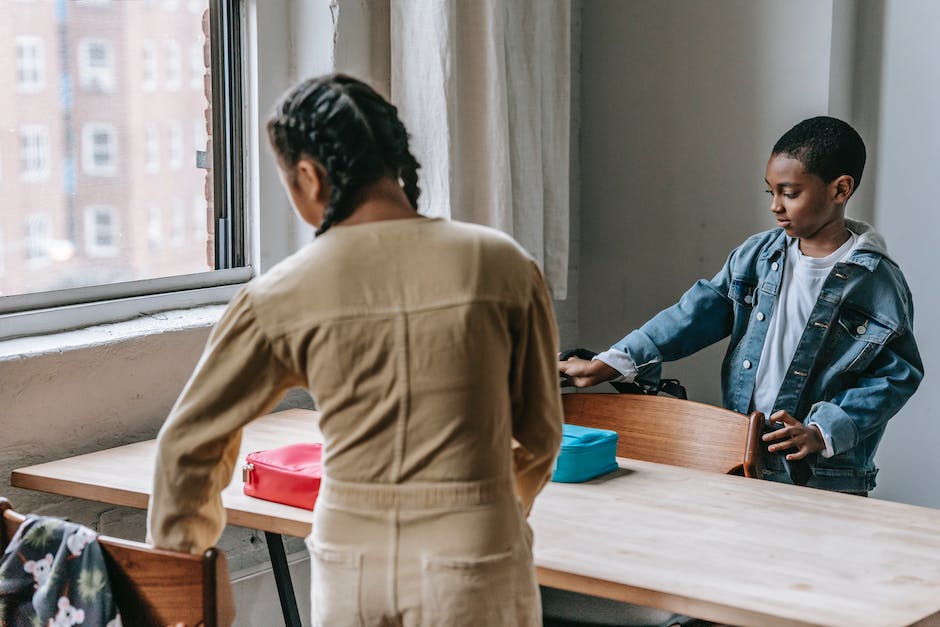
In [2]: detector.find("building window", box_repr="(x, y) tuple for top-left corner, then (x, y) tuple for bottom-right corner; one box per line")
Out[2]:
(147, 203), (163, 252)
(78, 38), (115, 92)
(1, 0), (246, 336)
(165, 41), (182, 90)
(170, 198), (185, 247)
(24, 214), (50, 265)
(190, 40), (205, 89)
(84, 206), (119, 257)
(81, 123), (118, 176)
(145, 123), (160, 173)
(15, 37), (45, 93)
(142, 40), (158, 91)
(20, 126), (50, 181)
(193, 194), (208, 243)
(168, 122), (184, 170)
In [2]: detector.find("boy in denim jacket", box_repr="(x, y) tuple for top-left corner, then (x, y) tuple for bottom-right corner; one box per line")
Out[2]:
(560, 116), (923, 494)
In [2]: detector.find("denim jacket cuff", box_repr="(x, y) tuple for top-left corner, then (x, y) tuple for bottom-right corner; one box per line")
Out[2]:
(611, 330), (663, 386)
(805, 401), (859, 456)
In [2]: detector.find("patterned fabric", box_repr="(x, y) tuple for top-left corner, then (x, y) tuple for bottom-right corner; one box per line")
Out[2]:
(0, 515), (121, 627)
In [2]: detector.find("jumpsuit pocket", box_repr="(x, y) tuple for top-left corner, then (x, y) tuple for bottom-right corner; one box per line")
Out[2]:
(308, 540), (364, 627)
(421, 548), (538, 627)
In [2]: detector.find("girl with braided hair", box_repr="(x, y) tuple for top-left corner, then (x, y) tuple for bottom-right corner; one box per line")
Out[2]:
(147, 73), (562, 626)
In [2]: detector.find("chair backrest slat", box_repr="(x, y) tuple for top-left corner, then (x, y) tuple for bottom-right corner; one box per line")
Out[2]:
(563, 393), (763, 477)
(0, 497), (235, 627)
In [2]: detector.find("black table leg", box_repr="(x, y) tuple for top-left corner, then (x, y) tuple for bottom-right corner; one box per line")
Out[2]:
(264, 531), (302, 627)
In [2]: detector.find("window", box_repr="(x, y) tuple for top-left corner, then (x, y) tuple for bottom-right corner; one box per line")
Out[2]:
(15, 37), (45, 93)
(190, 41), (205, 89)
(84, 206), (119, 257)
(81, 123), (118, 176)
(1, 0), (245, 339)
(141, 40), (158, 91)
(193, 194), (208, 243)
(24, 214), (50, 266)
(145, 123), (160, 173)
(147, 204), (163, 252)
(192, 117), (208, 151)
(20, 126), (50, 181)
(168, 121), (184, 170)
(170, 198), (185, 247)
(165, 41), (182, 90)
(78, 39), (115, 92)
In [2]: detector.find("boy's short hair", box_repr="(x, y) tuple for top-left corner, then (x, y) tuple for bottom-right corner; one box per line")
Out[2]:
(772, 116), (866, 190)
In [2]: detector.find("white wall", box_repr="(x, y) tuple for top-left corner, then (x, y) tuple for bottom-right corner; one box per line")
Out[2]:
(577, 0), (938, 508)
(863, 0), (940, 508)
(579, 0), (835, 404)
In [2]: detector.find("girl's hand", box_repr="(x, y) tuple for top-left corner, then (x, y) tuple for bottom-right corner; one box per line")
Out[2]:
(762, 410), (825, 460)
(558, 357), (619, 388)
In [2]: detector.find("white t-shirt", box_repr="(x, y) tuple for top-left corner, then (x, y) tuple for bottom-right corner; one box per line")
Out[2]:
(751, 231), (858, 455)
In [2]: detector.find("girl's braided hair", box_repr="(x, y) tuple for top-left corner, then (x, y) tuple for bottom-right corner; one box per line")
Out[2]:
(266, 73), (421, 235)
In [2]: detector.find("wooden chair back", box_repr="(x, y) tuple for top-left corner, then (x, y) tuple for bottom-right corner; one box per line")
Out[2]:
(0, 497), (236, 627)
(563, 393), (764, 477)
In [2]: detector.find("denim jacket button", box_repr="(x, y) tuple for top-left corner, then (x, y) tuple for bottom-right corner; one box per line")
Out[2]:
(743, 359), (752, 369)
(856, 325), (867, 335)
(771, 262), (779, 271)
(756, 312), (765, 321)
(744, 294), (753, 304)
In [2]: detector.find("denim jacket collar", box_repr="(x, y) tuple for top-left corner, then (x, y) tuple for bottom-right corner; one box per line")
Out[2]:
(757, 218), (891, 272)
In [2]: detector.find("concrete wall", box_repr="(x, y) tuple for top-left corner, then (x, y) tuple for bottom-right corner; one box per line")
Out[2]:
(577, 0), (937, 508)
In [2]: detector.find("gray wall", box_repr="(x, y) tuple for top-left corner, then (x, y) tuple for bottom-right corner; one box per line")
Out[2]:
(577, 0), (938, 507)
(862, 0), (940, 508)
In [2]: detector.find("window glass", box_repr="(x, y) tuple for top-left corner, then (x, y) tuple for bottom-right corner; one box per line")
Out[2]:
(1, 0), (214, 298)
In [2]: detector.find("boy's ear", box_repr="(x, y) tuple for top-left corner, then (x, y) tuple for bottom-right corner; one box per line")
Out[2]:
(832, 174), (855, 203)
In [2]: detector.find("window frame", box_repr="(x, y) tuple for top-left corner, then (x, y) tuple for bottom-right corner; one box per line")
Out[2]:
(19, 125), (50, 181)
(77, 37), (116, 92)
(81, 122), (119, 177)
(0, 0), (250, 340)
(15, 36), (45, 93)
(83, 205), (120, 257)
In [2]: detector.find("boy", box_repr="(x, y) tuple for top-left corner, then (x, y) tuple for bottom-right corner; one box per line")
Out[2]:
(560, 116), (923, 494)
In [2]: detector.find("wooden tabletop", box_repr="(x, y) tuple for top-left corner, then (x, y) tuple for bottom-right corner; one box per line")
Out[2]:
(12, 409), (940, 627)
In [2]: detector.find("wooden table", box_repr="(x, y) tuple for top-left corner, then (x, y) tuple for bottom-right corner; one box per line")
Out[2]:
(12, 409), (940, 627)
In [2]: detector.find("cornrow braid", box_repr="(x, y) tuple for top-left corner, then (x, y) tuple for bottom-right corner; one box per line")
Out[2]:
(266, 73), (422, 236)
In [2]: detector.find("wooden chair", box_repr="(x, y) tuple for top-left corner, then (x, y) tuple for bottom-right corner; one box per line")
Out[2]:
(563, 393), (764, 477)
(1, 497), (236, 627)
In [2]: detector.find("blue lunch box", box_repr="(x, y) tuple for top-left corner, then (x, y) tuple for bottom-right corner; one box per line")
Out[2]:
(551, 423), (620, 483)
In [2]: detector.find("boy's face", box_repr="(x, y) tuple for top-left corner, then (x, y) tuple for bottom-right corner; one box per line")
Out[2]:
(764, 154), (849, 240)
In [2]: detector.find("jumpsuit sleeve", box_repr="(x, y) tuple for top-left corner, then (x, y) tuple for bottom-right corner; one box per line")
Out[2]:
(147, 287), (305, 554)
(510, 262), (564, 515)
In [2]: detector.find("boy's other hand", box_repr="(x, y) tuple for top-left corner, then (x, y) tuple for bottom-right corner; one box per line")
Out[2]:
(762, 410), (825, 460)
(558, 357), (619, 388)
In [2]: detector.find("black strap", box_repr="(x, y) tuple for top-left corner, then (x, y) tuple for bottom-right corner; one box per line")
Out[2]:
(560, 348), (687, 400)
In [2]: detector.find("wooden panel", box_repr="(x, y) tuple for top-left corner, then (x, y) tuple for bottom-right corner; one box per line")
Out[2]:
(563, 393), (763, 476)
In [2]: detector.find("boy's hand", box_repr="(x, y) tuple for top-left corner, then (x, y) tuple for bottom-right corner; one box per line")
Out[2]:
(558, 357), (619, 388)
(762, 411), (825, 460)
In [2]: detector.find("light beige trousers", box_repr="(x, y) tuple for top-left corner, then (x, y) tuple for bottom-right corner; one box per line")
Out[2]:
(306, 476), (541, 627)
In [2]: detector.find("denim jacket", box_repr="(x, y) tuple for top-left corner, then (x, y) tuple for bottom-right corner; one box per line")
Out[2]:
(611, 219), (923, 492)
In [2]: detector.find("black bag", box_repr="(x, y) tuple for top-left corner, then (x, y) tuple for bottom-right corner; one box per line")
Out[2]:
(559, 348), (687, 400)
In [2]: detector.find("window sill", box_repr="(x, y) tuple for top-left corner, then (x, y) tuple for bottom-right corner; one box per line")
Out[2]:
(0, 303), (226, 362)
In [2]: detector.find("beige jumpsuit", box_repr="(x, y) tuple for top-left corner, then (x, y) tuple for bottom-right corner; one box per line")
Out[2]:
(146, 217), (564, 626)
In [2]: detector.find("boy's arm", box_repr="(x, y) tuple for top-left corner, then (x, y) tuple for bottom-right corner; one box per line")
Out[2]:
(511, 262), (564, 515)
(604, 251), (740, 387)
(802, 328), (923, 457)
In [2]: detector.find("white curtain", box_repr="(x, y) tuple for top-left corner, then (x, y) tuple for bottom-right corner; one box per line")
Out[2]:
(389, 0), (571, 299)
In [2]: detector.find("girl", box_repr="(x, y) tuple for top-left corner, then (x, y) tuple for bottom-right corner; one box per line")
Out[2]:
(147, 73), (562, 626)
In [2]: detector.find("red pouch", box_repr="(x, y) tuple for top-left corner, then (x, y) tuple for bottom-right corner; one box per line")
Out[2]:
(242, 443), (323, 510)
